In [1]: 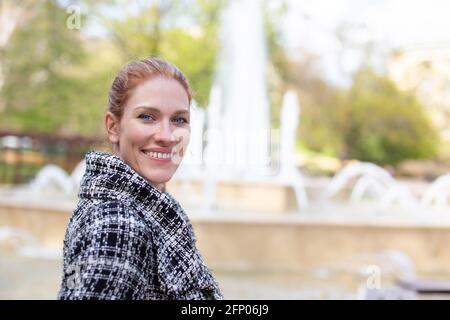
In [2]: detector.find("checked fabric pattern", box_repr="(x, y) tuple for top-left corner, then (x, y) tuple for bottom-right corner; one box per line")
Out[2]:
(57, 151), (223, 300)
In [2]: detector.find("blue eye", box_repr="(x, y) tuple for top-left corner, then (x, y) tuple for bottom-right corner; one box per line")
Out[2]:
(173, 117), (188, 124)
(138, 114), (155, 121)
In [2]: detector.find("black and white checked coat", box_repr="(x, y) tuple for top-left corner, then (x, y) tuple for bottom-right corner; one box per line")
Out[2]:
(57, 151), (223, 300)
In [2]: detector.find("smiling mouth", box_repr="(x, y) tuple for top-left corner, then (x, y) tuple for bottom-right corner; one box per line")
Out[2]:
(141, 150), (174, 162)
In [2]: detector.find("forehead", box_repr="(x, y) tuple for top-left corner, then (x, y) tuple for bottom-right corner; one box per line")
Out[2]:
(125, 76), (190, 113)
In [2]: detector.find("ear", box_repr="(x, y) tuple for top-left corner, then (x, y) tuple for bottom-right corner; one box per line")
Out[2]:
(104, 111), (120, 144)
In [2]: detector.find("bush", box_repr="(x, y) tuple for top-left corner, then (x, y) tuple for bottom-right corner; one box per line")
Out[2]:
(300, 68), (439, 165)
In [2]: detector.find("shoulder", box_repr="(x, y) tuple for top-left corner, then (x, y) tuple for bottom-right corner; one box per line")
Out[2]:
(94, 200), (150, 234)
(68, 199), (151, 243)
(74, 199), (142, 222)
(63, 199), (154, 269)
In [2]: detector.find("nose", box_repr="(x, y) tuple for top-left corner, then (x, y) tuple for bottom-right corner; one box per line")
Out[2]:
(154, 120), (177, 145)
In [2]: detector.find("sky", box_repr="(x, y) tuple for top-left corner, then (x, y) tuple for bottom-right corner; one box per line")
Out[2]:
(283, 0), (450, 49)
(83, 0), (450, 85)
(282, 0), (450, 84)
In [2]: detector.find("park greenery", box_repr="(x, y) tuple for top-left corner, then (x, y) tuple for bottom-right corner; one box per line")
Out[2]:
(298, 68), (439, 165)
(0, 0), (441, 166)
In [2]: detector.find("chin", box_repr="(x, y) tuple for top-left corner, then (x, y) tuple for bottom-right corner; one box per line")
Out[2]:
(145, 173), (174, 186)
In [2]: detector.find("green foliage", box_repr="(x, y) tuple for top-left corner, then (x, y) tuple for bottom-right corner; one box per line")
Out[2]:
(159, 28), (217, 107)
(0, 0), (223, 136)
(300, 68), (439, 165)
(346, 69), (438, 164)
(1, 0), (86, 134)
(98, 0), (223, 107)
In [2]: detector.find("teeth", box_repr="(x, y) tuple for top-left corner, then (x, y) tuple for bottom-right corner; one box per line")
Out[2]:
(144, 151), (172, 159)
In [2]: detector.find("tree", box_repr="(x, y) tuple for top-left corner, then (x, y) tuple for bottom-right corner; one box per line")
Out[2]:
(0, 0), (38, 110)
(300, 68), (439, 165)
(1, 0), (86, 134)
(347, 68), (438, 164)
(91, 0), (224, 108)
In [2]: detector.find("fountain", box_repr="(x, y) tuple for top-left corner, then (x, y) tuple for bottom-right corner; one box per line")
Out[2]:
(0, 158), (85, 211)
(210, 0), (270, 176)
(277, 90), (308, 209)
(28, 162), (85, 196)
(420, 173), (450, 209)
(324, 161), (418, 210)
(168, 0), (308, 213)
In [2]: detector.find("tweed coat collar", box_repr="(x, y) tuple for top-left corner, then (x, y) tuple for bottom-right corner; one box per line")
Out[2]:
(78, 151), (222, 299)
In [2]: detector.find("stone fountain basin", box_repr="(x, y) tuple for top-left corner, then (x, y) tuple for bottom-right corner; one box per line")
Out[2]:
(1, 186), (450, 276)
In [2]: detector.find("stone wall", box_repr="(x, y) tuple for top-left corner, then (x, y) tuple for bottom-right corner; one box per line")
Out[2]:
(2, 199), (450, 273)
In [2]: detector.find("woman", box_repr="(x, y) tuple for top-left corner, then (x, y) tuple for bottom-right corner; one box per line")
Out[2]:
(58, 58), (223, 300)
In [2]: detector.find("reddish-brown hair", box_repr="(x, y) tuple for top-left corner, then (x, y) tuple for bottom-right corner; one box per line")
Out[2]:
(108, 57), (192, 119)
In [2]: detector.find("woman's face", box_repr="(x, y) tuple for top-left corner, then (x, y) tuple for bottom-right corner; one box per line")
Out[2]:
(105, 76), (190, 190)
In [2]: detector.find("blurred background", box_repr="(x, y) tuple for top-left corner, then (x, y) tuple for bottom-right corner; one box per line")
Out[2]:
(2, 0), (450, 300)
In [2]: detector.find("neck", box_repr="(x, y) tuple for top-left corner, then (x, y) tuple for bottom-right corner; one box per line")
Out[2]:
(155, 183), (166, 192)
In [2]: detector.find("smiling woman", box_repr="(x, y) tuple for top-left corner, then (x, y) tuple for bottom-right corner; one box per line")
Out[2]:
(57, 58), (223, 300)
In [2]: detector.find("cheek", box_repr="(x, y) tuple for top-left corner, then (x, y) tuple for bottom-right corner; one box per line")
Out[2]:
(173, 127), (190, 148)
(120, 123), (151, 147)
(182, 131), (190, 148)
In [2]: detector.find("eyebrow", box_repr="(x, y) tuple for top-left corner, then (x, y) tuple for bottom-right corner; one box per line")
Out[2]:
(134, 105), (189, 115)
